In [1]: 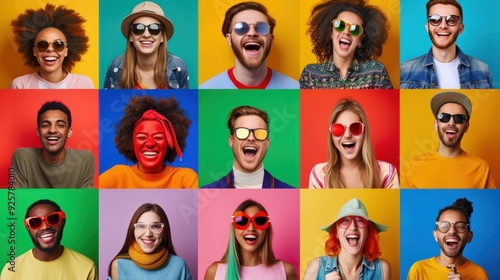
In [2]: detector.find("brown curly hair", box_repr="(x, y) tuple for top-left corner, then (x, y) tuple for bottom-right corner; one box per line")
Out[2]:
(307, 0), (389, 63)
(114, 95), (191, 163)
(11, 3), (89, 72)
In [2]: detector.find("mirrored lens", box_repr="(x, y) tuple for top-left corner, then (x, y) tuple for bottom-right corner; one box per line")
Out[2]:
(333, 19), (346, 32)
(330, 122), (364, 137)
(35, 40), (66, 52)
(333, 19), (363, 37)
(131, 23), (163, 36)
(428, 15), (460, 26)
(233, 22), (270, 36)
(349, 24), (363, 36)
(234, 128), (269, 141)
(437, 113), (467, 124)
(234, 216), (249, 227)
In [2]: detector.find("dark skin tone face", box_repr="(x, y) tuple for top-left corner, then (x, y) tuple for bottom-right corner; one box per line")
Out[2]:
(26, 204), (65, 261)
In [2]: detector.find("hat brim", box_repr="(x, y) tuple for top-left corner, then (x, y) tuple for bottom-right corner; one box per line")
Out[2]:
(430, 91), (472, 117)
(321, 216), (388, 233)
(121, 11), (174, 40)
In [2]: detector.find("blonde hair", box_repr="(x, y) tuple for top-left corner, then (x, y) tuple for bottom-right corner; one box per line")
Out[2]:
(325, 99), (380, 188)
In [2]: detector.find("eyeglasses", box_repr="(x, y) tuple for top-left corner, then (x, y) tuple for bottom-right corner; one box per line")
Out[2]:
(130, 23), (163, 36)
(234, 127), (269, 141)
(427, 14), (461, 27)
(24, 211), (66, 230)
(437, 113), (468, 124)
(332, 19), (364, 37)
(232, 22), (270, 36)
(337, 216), (368, 229)
(34, 40), (67, 52)
(329, 122), (364, 137)
(231, 211), (271, 230)
(435, 221), (469, 233)
(134, 222), (165, 234)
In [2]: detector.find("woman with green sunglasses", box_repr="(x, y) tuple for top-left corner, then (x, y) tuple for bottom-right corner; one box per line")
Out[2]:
(300, 0), (393, 89)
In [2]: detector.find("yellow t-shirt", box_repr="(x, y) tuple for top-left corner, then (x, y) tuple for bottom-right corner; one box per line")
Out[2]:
(402, 150), (496, 188)
(407, 257), (488, 280)
(1, 247), (96, 280)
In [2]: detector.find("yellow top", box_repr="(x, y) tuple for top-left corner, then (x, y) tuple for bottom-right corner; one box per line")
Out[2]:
(407, 257), (488, 280)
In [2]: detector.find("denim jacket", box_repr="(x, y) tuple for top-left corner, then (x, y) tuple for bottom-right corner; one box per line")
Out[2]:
(315, 256), (382, 280)
(400, 46), (492, 89)
(103, 53), (189, 89)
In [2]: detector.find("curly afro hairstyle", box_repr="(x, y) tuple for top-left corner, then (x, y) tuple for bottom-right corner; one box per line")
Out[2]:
(114, 95), (191, 164)
(307, 0), (389, 63)
(11, 3), (89, 72)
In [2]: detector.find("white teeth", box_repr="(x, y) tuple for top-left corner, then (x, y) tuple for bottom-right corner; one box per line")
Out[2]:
(340, 38), (351, 44)
(143, 151), (158, 156)
(346, 234), (359, 238)
(47, 137), (59, 141)
(44, 57), (57, 61)
(243, 147), (257, 151)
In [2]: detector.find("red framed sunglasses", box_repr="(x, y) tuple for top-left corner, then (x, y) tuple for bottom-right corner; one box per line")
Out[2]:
(231, 211), (270, 230)
(24, 211), (66, 230)
(329, 122), (364, 137)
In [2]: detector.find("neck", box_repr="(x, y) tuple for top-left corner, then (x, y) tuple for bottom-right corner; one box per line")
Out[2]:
(333, 54), (354, 78)
(32, 246), (64, 262)
(39, 70), (67, 84)
(338, 251), (363, 278)
(42, 149), (66, 165)
(435, 254), (466, 268)
(437, 144), (463, 158)
(233, 60), (268, 86)
(136, 53), (158, 71)
(240, 249), (262, 266)
(431, 44), (458, 63)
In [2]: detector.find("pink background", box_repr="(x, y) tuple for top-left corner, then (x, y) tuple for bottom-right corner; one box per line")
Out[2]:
(99, 189), (198, 280)
(197, 189), (300, 279)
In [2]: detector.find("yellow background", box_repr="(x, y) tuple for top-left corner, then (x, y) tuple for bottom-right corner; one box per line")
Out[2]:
(300, 189), (400, 279)
(299, 0), (400, 87)
(0, 0), (99, 88)
(198, 0), (300, 84)
(400, 89), (500, 185)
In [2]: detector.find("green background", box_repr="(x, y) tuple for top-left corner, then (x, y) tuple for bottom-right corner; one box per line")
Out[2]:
(0, 189), (99, 271)
(198, 89), (300, 187)
(99, 0), (198, 88)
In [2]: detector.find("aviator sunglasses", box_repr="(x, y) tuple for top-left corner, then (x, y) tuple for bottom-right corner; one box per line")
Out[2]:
(437, 113), (467, 124)
(231, 211), (271, 230)
(24, 211), (66, 230)
(131, 23), (163, 36)
(233, 21), (270, 36)
(329, 122), (364, 137)
(332, 19), (364, 37)
(234, 127), (269, 141)
(427, 14), (461, 27)
(34, 40), (67, 52)
(338, 216), (368, 229)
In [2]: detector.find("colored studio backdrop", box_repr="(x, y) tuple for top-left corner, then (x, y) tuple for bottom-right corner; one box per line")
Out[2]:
(0, 90), (99, 188)
(400, 189), (500, 279)
(400, 89), (500, 186)
(300, 89), (400, 188)
(299, 0), (400, 87)
(197, 189), (300, 280)
(198, 0), (300, 84)
(0, 0), (99, 88)
(400, 0), (500, 88)
(99, 189), (198, 280)
(198, 89), (300, 187)
(98, 89), (199, 176)
(300, 189), (400, 279)
(99, 0), (198, 88)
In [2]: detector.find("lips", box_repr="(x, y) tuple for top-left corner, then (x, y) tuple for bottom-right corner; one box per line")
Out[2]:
(341, 141), (356, 152)
(243, 234), (258, 245)
(444, 236), (460, 249)
(346, 234), (360, 247)
(242, 40), (262, 55)
(38, 231), (56, 243)
(45, 135), (61, 145)
(242, 146), (258, 158)
(142, 151), (159, 158)
(339, 37), (352, 50)
(140, 238), (156, 247)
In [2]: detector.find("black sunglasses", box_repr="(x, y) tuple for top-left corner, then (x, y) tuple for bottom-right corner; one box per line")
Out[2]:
(437, 113), (468, 124)
(427, 14), (461, 27)
(34, 40), (67, 52)
(130, 23), (163, 36)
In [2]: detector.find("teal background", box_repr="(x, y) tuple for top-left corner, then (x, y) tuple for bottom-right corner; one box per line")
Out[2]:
(198, 89), (300, 187)
(99, 0), (198, 88)
(0, 189), (99, 271)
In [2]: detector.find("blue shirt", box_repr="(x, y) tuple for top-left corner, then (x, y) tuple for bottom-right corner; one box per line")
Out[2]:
(315, 255), (383, 280)
(400, 46), (492, 89)
(201, 169), (295, 188)
(103, 53), (189, 89)
(113, 255), (192, 280)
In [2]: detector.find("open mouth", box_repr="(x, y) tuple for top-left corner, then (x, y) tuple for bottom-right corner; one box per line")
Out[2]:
(243, 42), (262, 54)
(339, 38), (352, 50)
(142, 151), (159, 158)
(38, 231), (56, 243)
(45, 136), (60, 144)
(346, 234), (360, 246)
(243, 234), (258, 244)
(445, 129), (457, 137)
(141, 239), (156, 247)
(444, 236), (459, 249)
(43, 56), (58, 62)
(243, 147), (257, 158)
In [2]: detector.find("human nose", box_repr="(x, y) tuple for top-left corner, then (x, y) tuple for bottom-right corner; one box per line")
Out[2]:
(145, 138), (156, 147)
(348, 219), (357, 230)
(246, 130), (256, 140)
(246, 24), (258, 36)
(438, 17), (448, 28)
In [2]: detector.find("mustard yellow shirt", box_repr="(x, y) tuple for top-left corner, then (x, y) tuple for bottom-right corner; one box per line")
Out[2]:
(407, 257), (488, 280)
(99, 165), (198, 188)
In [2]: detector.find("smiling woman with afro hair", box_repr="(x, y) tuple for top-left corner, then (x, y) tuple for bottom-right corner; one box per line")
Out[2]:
(10, 3), (93, 89)
(99, 95), (198, 189)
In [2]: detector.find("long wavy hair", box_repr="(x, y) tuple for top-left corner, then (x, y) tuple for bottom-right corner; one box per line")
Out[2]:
(220, 199), (277, 280)
(325, 220), (381, 261)
(118, 20), (168, 89)
(307, 0), (389, 63)
(325, 99), (379, 188)
(107, 203), (177, 276)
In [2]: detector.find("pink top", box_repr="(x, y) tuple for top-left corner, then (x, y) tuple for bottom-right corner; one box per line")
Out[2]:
(214, 261), (286, 280)
(10, 72), (94, 89)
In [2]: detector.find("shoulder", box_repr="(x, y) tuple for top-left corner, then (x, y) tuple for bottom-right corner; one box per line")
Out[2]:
(201, 175), (228, 188)
(378, 258), (391, 278)
(167, 52), (187, 67)
(168, 254), (189, 266)
(68, 149), (94, 159)
(303, 257), (321, 279)
(359, 60), (387, 70)
(204, 262), (220, 280)
(302, 62), (328, 72)
(13, 148), (37, 157)
(109, 54), (125, 65)
(462, 151), (491, 166)
(269, 70), (299, 88)
(64, 248), (95, 265)
(282, 261), (297, 279)
(67, 73), (94, 88)
(199, 71), (231, 89)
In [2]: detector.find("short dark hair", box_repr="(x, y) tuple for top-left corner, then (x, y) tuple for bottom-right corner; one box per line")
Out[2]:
(25, 199), (62, 219)
(221, 1), (276, 36)
(227, 105), (270, 133)
(426, 0), (463, 20)
(37, 101), (72, 128)
(435, 197), (473, 229)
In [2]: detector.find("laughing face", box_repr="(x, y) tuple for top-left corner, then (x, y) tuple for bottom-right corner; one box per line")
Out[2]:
(331, 11), (363, 63)
(332, 110), (364, 162)
(336, 216), (368, 256)
(229, 115), (270, 173)
(134, 211), (164, 253)
(36, 110), (72, 156)
(435, 103), (469, 149)
(130, 16), (165, 56)
(234, 205), (267, 253)
(133, 120), (168, 174)
(426, 4), (463, 50)
(27, 204), (64, 253)
(226, 9), (273, 70)
(33, 27), (68, 78)
(433, 210), (472, 259)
